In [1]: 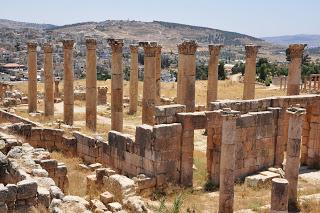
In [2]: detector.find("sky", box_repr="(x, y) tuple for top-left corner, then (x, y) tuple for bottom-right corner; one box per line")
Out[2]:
(1, 0), (319, 37)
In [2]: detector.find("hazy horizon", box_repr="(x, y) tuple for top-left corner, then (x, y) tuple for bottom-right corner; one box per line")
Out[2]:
(1, 0), (319, 38)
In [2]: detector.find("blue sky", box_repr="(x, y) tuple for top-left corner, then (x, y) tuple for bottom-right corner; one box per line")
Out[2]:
(1, 0), (319, 37)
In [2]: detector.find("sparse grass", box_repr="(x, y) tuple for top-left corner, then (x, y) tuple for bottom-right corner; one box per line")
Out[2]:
(193, 151), (207, 187)
(50, 151), (91, 197)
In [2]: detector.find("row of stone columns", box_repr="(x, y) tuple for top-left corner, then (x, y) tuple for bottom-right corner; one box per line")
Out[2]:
(218, 106), (306, 212)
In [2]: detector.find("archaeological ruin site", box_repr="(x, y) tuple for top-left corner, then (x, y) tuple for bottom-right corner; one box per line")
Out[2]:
(0, 37), (320, 213)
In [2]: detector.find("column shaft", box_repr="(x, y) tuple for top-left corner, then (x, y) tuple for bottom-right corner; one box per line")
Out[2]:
(129, 45), (139, 114)
(207, 44), (223, 107)
(218, 109), (240, 213)
(108, 39), (123, 132)
(140, 42), (157, 125)
(63, 40), (74, 125)
(155, 45), (162, 105)
(86, 38), (97, 131)
(285, 107), (306, 210)
(287, 44), (306, 95)
(243, 45), (259, 100)
(271, 178), (289, 213)
(177, 41), (198, 112)
(27, 42), (37, 113)
(43, 43), (54, 116)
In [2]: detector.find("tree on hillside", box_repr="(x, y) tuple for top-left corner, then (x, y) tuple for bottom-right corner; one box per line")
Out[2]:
(231, 62), (245, 75)
(218, 61), (226, 80)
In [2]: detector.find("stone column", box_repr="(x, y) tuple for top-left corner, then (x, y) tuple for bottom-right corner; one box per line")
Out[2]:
(43, 43), (54, 116)
(85, 38), (97, 131)
(62, 40), (75, 125)
(108, 39), (123, 132)
(155, 45), (162, 105)
(271, 178), (289, 213)
(54, 79), (60, 98)
(140, 42), (157, 125)
(27, 42), (37, 113)
(280, 77), (283, 90)
(284, 77), (287, 90)
(129, 45), (139, 114)
(285, 106), (306, 209)
(243, 45), (259, 100)
(177, 41), (198, 112)
(287, 44), (306, 95)
(207, 44), (223, 107)
(218, 109), (240, 213)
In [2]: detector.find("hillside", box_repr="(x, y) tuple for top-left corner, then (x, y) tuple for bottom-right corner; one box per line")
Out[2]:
(262, 34), (320, 48)
(0, 19), (56, 30)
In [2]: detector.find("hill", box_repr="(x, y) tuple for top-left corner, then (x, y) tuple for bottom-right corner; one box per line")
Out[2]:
(262, 34), (320, 48)
(0, 19), (56, 30)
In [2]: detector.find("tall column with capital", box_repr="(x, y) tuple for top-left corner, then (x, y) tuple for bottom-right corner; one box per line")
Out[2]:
(43, 43), (54, 116)
(85, 38), (97, 131)
(108, 39), (124, 132)
(287, 44), (306, 95)
(129, 45), (139, 114)
(155, 45), (162, 105)
(177, 41), (198, 112)
(207, 44), (223, 107)
(27, 42), (38, 113)
(243, 45), (259, 100)
(62, 39), (74, 125)
(140, 42), (157, 125)
(285, 106), (306, 210)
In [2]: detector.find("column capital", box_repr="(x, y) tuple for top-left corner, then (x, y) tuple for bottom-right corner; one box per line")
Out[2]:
(155, 44), (162, 55)
(178, 40), (198, 55)
(43, 43), (53, 53)
(129, 44), (139, 54)
(209, 44), (224, 56)
(107, 38), (123, 53)
(139, 41), (158, 57)
(86, 38), (97, 50)
(245, 44), (260, 58)
(62, 39), (75, 49)
(288, 44), (306, 59)
(27, 42), (37, 52)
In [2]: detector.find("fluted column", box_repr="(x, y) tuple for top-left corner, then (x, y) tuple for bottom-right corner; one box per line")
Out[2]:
(218, 109), (240, 213)
(108, 39), (123, 132)
(85, 38), (97, 131)
(27, 42), (37, 113)
(177, 41), (198, 112)
(62, 39), (74, 125)
(155, 45), (162, 105)
(207, 44), (223, 107)
(43, 43), (54, 116)
(140, 42), (157, 125)
(243, 45), (259, 100)
(129, 45), (139, 114)
(287, 44), (306, 95)
(285, 106), (306, 210)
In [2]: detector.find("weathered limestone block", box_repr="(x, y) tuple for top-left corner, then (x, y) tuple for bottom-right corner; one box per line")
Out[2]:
(98, 87), (107, 105)
(16, 179), (37, 200)
(103, 174), (135, 202)
(100, 191), (114, 206)
(107, 202), (122, 212)
(245, 171), (280, 188)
